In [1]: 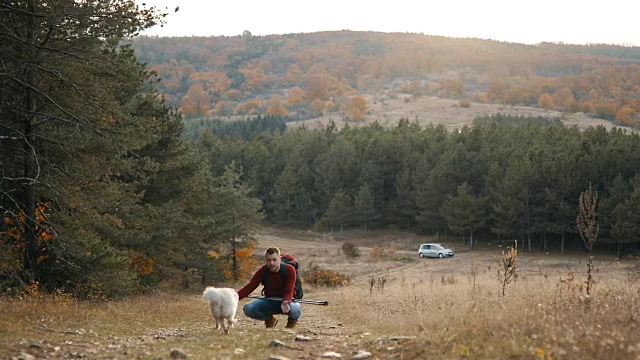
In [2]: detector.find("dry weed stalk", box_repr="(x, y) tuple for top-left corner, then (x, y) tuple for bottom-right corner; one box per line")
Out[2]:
(554, 272), (583, 308)
(440, 275), (457, 285)
(577, 183), (599, 295)
(469, 263), (480, 291)
(497, 241), (518, 297)
(368, 275), (388, 293)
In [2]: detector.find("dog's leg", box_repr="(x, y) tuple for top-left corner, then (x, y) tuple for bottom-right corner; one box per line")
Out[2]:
(222, 318), (229, 334)
(210, 303), (221, 330)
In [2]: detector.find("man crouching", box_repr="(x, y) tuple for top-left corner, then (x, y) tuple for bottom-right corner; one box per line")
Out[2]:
(237, 247), (301, 328)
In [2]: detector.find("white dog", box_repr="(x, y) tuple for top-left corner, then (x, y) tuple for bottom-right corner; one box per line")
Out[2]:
(202, 286), (239, 334)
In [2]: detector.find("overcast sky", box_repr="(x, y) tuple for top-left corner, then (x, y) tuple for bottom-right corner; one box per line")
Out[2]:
(136, 0), (639, 46)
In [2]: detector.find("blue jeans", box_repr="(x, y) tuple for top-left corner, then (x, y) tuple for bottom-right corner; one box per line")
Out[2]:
(243, 299), (302, 321)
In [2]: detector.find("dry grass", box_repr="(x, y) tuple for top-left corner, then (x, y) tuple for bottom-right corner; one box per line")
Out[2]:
(329, 263), (639, 359)
(0, 290), (200, 338)
(256, 227), (640, 358)
(2, 227), (638, 359)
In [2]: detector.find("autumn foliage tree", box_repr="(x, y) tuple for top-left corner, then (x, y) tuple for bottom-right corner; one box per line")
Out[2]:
(210, 241), (259, 281)
(554, 87), (578, 112)
(181, 83), (210, 117)
(537, 94), (554, 110)
(285, 64), (304, 85)
(615, 106), (635, 126)
(287, 87), (305, 107)
(266, 95), (288, 116)
(348, 95), (368, 121)
(581, 102), (595, 114)
(189, 71), (231, 93)
(306, 75), (329, 101)
(324, 100), (336, 113)
(215, 101), (235, 116)
(310, 98), (326, 116)
(237, 98), (264, 115)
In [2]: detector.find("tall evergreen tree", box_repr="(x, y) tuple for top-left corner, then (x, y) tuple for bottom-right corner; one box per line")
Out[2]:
(354, 182), (378, 231)
(211, 164), (264, 281)
(389, 167), (417, 229)
(0, 0), (171, 295)
(322, 191), (353, 237)
(314, 137), (358, 210)
(611, 176), (640, 258)
(272, 164), (298, 224)
(440, 182), (486, 250)
(485, 163), (511, 245)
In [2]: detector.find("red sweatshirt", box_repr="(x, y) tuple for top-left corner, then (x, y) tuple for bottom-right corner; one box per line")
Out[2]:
(237, 263), (296, 302)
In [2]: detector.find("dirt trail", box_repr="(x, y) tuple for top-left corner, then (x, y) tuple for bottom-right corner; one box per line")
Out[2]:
(6, 295), (390, 360)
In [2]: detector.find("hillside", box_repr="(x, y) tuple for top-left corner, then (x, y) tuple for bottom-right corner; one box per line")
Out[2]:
(132, 31), (640, 128)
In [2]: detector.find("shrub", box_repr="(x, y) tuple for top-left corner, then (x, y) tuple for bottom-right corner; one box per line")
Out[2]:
(303, 267), (351, 287)
(341, 242), (361, 259)
(458, 99), (471, 108)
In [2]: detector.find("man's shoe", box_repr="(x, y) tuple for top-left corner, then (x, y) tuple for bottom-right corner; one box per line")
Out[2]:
(285, 319), (297, 329)
(265, 315), (278, 328)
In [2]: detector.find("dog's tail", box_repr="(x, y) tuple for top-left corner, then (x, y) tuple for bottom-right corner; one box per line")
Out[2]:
(202, 287), (218, 302)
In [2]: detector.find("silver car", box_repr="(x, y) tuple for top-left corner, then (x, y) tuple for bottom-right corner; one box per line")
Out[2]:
(418, 243), (455, 258)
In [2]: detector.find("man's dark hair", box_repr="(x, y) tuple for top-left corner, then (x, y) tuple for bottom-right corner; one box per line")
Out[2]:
(265, 247), (281, 256)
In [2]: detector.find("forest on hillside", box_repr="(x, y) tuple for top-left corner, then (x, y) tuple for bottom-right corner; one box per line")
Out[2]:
(194, 114), (640, 258)
(132, 31), (640, 126)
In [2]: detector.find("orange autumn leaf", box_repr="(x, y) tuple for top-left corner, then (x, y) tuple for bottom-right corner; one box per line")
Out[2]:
(129, 254), (155, 276)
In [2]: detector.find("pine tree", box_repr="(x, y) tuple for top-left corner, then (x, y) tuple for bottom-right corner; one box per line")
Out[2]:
(209, 164), (264, 282)
(611, 176), (640, 258)
(322, 191), (353, 237)
(440, 182), (486, 250)
(0, 0), (169, 294)
(355, 183), (378, 231)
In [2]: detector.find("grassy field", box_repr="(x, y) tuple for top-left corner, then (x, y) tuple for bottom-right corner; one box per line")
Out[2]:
(288, 95), (630, 133)
(1, 227), (639, 359)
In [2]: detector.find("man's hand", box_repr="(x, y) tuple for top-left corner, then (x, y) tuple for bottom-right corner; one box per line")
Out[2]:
(281, 301), (291, 314)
